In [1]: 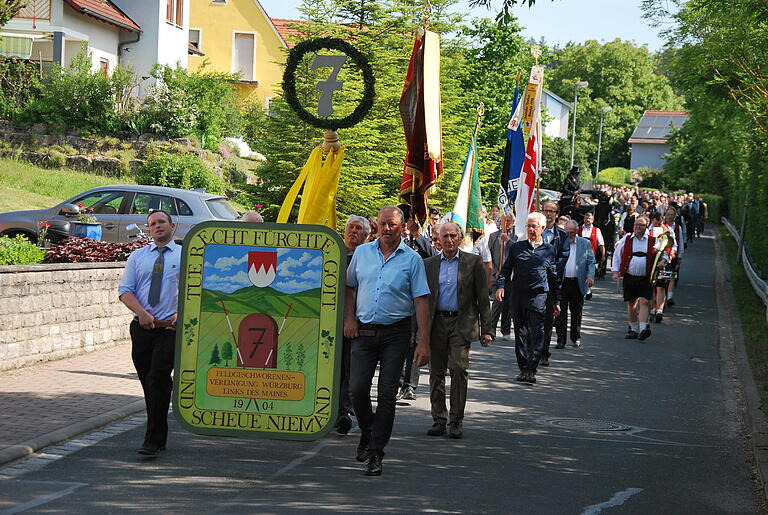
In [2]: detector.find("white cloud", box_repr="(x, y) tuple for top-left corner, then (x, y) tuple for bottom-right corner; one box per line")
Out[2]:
(206, 253), (247, 272)
(204, 270), (250, 293)
(274, 278), (317, 293)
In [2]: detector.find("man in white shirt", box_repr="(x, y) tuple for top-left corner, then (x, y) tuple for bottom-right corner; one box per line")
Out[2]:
(612, 216), (665, 341)
(555, 221), (596, 348)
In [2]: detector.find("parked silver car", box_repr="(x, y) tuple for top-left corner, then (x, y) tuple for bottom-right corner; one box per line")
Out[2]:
(0, 185), (241, 243)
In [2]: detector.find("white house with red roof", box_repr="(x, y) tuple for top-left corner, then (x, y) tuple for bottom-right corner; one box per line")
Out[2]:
(2, 0), (189, 94)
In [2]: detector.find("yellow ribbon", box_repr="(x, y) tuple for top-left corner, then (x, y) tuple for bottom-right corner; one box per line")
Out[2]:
(277, 146), (345, 228)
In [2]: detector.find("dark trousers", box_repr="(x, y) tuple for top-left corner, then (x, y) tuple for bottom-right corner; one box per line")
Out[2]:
(542, 294), (556, 359)
(400, 318), (421, 390)
(491, 282), (513, 335)
(350, 317), (411, 458)
(512, 292), (548, 374)
(337, 337), (353, 420)
(429, 315), (470, 425)
(130, 320), (175, 447)
(555, 278), (585, 344)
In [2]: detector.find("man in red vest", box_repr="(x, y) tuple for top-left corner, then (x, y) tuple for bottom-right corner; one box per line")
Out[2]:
(580, 211), (605, 277)
(611, 215), (664, 341)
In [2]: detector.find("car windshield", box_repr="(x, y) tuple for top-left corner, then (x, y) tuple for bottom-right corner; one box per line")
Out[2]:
(206, 198), (239, 220)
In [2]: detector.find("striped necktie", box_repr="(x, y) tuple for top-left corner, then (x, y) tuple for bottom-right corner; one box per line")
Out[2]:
(148, 246), (168, 307)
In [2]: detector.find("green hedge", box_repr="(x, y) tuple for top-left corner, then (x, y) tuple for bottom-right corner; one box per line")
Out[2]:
(699, 193), (724, 221)
(137, 152), (227, 195)
(0, 234), (46, 265)
(597, 167), (632, 186)
(727, 176), (767, 276)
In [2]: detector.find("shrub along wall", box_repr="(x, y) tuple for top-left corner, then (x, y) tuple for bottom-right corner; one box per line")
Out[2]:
(0, 262), (133, 371)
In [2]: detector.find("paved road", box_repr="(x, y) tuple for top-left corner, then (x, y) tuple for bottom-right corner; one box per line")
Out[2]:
(0, 229), (763, 513)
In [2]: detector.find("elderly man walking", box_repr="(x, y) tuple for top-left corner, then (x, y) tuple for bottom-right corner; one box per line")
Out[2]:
(554, 220), (596, 348)
(495, 212), (560, 385)
(334, 215), (370, 435)
(344, 206), (431, 476)
(424, 221), (493, 439)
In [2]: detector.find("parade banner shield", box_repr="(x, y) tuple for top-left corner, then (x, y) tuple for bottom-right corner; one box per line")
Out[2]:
(173, 222), (345, 441)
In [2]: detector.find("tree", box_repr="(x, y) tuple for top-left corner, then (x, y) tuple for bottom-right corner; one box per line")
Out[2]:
(221, 341), (234, 367)
(642, 0), (768, 272)
(241, 0), (475, 223)
(0, 1), (26, 28)
(546, 39), (683, 171)
(209, 344), (221, 366)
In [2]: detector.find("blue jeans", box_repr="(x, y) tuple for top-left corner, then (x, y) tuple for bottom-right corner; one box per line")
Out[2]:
(350, 317), (411, 458)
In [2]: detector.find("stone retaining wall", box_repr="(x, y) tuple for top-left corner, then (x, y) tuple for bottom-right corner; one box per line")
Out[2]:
(0, 262), (133, 371)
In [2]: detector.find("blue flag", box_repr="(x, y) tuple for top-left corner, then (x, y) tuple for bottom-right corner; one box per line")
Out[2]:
(499, 87), (525, 213)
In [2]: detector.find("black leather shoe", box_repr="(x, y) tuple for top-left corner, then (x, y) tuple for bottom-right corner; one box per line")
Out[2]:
(336, 414), (352, 435)
(638, 328), (651, 341)
(540, 357), (549, 366)
(667, 298), (675, 307)
(515, 372), (526, 382)
(356, 432), (371, 462)
(365, 455), (382, 476)
(625, 330), (638, 339)
(655, 313), (663, 323)
(448, 422), (463, 439)
(523, 371), (536, 384)
(137, 443), (166, 455)
(554, 342), (566, 349)
(426, 422), (446, 436)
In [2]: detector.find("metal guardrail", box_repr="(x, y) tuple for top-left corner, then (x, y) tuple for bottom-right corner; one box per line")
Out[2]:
(722, 216), (768, 322)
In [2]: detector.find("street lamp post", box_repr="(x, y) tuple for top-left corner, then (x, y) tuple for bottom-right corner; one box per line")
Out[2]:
(595, 106), (612, 178)
(569, 80), (589, 168)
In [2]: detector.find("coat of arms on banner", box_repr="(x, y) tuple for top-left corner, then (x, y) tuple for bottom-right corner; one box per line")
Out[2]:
(173, 222), (345, 441)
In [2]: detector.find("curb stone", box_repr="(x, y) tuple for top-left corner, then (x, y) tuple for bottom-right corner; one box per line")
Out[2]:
(714, 228), (768, 504)
(0, 400), (145, 467)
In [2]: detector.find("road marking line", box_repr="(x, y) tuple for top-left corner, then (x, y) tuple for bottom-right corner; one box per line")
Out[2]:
(2, 481), (86, 514)
(581, 487), (643, 515)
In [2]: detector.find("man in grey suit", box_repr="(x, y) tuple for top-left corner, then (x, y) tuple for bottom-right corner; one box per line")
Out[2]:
(555, 220), (596, 348)
(488, 215), (516, 340)
(424, 222), (493, 438)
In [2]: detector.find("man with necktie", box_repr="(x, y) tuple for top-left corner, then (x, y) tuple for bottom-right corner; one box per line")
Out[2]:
(118, 210), (181, 455)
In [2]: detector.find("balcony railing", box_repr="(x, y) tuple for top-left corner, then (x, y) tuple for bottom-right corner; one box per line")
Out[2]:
(14, 0), (52, 22)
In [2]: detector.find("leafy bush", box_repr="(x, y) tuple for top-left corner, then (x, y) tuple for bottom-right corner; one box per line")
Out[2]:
(0, 234), (46, 265)
(146, 64), (242, 148)
(140, 81), (198, 139)
(598, 167), (631, 185)
(137, 151), (226, 194)
(47, 149), (66, 168)
(45, 237), (147, 263)
(21, 45), (125, 134)
(636, 167), (670, 189)
(0, 57), (40, 121)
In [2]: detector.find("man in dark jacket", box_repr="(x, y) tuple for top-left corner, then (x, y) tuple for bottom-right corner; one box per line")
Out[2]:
(495, 212), (561, 384)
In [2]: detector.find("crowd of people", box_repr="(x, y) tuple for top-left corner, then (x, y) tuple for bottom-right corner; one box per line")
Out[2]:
(115, 181), (707, 476)
(336, 182), (707, 475)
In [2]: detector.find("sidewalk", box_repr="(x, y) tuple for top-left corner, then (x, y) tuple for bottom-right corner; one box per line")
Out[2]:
(0, 344), (145, 465)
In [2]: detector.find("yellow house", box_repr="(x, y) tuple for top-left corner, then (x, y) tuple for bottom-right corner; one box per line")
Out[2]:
(188, 0), (292, 106)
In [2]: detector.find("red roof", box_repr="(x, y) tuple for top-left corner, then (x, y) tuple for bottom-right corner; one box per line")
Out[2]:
(271, 19), (305, 48)
(643, 110), (689, 116)
(65, 0), (141, 32)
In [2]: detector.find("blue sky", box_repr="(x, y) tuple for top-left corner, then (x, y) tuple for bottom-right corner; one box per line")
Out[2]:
(203, 245), (323, 294)
(259, 0), (665, 51)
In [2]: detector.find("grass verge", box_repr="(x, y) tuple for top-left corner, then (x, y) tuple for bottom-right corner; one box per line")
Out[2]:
(721, 226), (768, 413)
(0, 157), (135, 212)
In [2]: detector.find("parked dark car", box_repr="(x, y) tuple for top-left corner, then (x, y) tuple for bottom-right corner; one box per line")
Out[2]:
(0, 185), (240, 244)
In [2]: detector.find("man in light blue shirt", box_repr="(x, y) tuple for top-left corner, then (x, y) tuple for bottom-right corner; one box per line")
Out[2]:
(344, 206), (431, 476)
(118, 210), (181, 456)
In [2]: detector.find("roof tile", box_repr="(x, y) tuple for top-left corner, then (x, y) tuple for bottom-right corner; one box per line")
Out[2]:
(65, 0), (141, 32)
